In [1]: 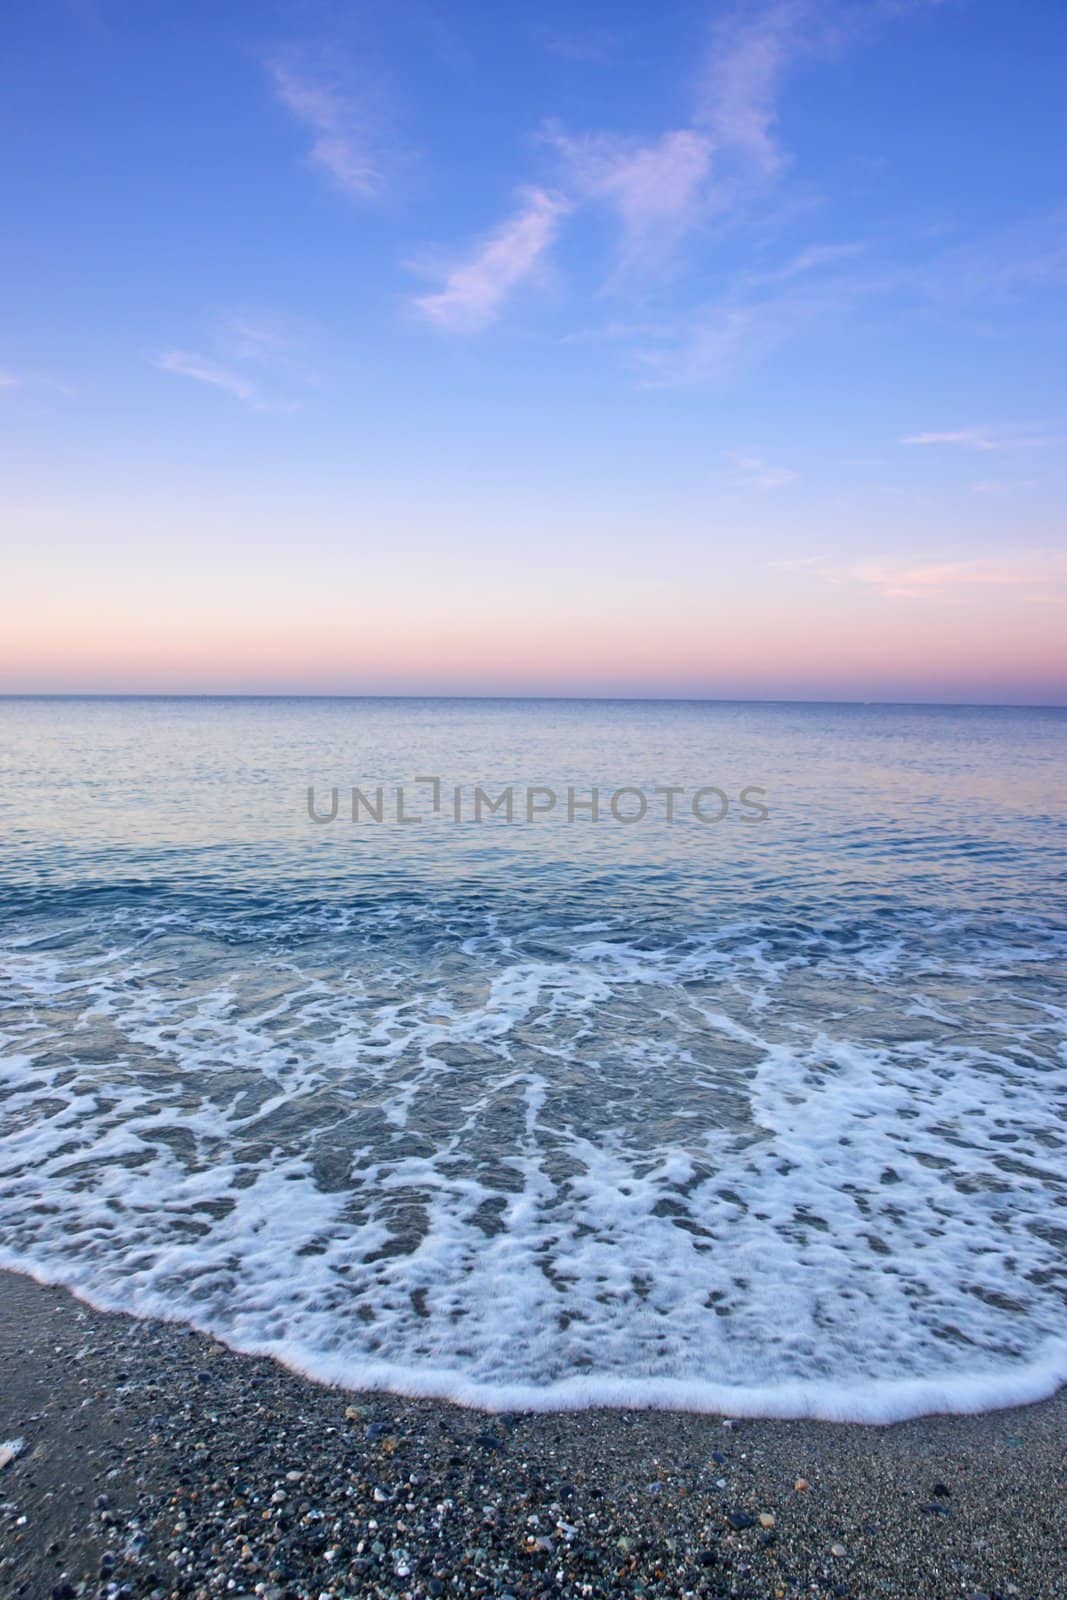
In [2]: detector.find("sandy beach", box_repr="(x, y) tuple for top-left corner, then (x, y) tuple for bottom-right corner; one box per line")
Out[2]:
(1, 1269), (1063, 1600)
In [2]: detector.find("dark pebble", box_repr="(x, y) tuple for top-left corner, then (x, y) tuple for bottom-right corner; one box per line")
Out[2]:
(726, 1512), (755, 1530)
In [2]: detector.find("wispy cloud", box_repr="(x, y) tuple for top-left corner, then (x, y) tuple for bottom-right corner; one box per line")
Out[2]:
(0, 368), (74, 399)
(635, 305), (772, 384)
(768, 553), (832, 571)
(634, 254), (880, 384)
(778, 549), (1067, 602)
(694, 0), (949, 172)
(541, 0), (925, 357)
(269, 61), (386, 200)
(920, 210), (1067, 303)
(695, 0), (811, 172)
(154, 311), (316, 410)
(537, 25), (622, 64)
(901, 426), (1049, 452)
(754, 241), (866, 282)
(546, 126), (714, 275)
(847, 554), (1067, 600)
(971, 478), (1038, 495)
(219, 314), (293, 363)
(542, 1), (810, 286)
(155, 351), (266, 407)
(733, 453), (798, 488)
(214, 309), (323, 389)
(412, 189), (572, 333)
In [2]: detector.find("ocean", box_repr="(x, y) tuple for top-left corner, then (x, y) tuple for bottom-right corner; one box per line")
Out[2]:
(1, 696), (1065, 1421)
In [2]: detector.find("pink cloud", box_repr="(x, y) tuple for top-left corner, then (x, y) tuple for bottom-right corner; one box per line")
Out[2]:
(412, 189), (572, 333)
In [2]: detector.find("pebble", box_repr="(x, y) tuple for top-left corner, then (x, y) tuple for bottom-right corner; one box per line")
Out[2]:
(3, 1278), (1064, 1600)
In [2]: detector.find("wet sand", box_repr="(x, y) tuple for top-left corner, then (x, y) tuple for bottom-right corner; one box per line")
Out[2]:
(1, 1268), (1064, 1600)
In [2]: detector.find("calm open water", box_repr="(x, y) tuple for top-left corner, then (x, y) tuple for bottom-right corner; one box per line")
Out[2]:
(1, 697), (1065, 1419)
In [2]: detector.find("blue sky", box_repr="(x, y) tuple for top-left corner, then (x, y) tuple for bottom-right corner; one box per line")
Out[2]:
(3, 0), (1066, 699)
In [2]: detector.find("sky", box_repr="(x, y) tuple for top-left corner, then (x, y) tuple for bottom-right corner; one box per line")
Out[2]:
(2, 0), (1066, 702)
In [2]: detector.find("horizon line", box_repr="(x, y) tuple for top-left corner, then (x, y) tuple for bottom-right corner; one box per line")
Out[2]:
(1, 693), (1065, 711)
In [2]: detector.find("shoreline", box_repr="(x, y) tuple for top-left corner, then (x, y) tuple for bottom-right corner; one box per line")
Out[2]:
(3, 1270), (1065, 1599)
(9, 1260), (1067, 1428)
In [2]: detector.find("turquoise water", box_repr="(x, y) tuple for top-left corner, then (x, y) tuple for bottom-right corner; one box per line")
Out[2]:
(1, 697), (1065, 1418)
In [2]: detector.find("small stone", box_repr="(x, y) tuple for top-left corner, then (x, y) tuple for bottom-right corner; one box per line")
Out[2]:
(921, 1502), (951, 1516)
(831, 1542), (847, 1557)
(697, 1548), (718, 1567)
(0, 1438), (24, 1470)
(726, 1512), (755, 1530)
(759, 1512), (776, 1529)
(931, 1482), (951, 1497)
(710, 1451), (727, 1465)
(794, 1477), (810, 1491)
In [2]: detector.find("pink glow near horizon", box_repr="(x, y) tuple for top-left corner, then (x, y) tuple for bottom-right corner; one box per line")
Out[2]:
(3, 579), (1064, 700)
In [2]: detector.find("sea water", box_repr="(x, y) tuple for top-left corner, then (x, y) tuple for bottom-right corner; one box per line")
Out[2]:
(1, 696), (1065, 1420)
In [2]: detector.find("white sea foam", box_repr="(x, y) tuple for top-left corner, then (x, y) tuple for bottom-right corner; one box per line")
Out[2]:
(2, 909), (1066, 1422)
